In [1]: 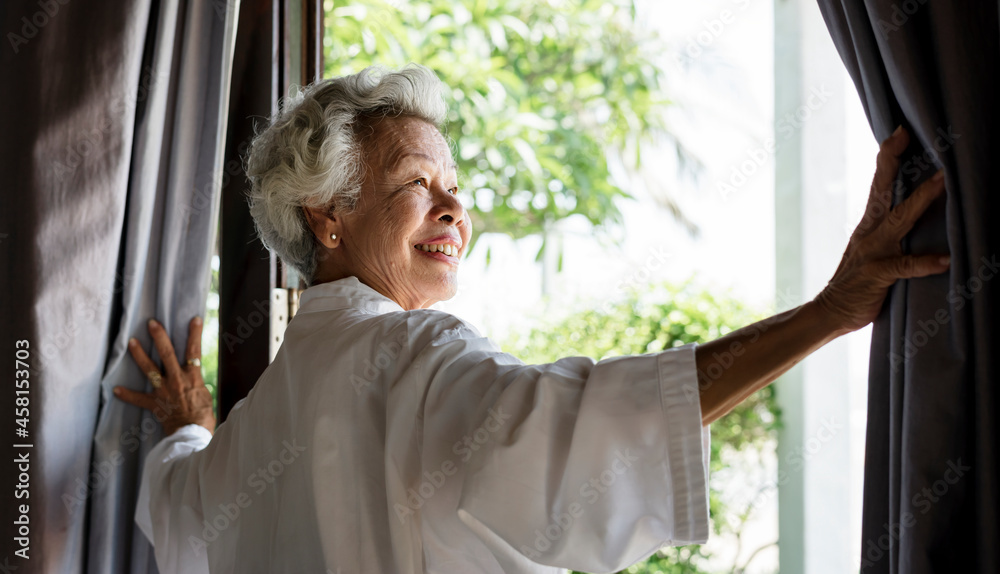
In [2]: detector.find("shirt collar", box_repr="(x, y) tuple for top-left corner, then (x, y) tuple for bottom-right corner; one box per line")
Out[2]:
(297, 276), (406, 316)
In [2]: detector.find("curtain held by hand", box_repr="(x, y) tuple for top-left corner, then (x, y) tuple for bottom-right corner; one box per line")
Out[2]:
(817, 2), (999, 573)
(0, 0), (238, 571)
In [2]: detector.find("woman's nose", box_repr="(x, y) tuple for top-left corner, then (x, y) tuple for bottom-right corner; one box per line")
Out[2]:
(432, 187), (465, 226)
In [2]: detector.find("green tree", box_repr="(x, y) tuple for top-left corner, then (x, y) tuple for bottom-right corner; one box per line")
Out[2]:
(503, 282), (781, 574)
(324, 0), (692, 256)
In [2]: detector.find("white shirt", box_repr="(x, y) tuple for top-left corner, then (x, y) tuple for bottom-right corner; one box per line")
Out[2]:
(135, 276), (711, 573)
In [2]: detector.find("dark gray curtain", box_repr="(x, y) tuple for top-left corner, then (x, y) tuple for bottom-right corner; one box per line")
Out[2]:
(0, 0), (237, 572)
(817, 2), (999, 573)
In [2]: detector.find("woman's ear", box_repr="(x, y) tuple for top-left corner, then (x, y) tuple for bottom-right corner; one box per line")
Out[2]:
(302, 205), (342, 249)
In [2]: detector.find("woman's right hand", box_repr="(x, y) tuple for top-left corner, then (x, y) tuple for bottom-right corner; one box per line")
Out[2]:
(114, 317), (216, 436)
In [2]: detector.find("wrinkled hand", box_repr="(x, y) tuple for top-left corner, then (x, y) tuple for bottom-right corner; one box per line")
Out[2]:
(114, 317), (216, 436)
(814, 126), (950, 333)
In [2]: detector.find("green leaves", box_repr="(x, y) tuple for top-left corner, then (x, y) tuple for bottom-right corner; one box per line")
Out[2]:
(324, 0), (671, 241)
(502, 282), (781, 574)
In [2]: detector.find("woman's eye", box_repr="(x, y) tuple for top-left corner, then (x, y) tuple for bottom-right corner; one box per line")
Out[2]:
(412, 179), (426, 187)
(449, 187), (459, 195)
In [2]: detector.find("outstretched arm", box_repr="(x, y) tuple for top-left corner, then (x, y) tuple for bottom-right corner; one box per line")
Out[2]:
(696, 126), (949, 425)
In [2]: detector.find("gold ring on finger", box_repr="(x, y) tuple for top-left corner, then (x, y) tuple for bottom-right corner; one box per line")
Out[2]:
(147, 371), (163, 389)
(187, 358), (201, 367)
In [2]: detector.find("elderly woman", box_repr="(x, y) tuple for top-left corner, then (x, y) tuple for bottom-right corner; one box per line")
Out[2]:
(114, 65), (947, 573)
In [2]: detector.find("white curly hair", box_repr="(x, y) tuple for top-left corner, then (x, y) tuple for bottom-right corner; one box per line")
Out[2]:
(245, 64), (448, 286)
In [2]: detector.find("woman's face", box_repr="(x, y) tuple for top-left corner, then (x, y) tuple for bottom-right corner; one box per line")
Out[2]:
(335, 115), (471, 310)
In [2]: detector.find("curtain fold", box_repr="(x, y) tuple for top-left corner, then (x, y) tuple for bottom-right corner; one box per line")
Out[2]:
(0, 0), (238, 572)
(817, 2), (999, 573)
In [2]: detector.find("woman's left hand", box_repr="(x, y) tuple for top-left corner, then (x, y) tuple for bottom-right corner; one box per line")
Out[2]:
(697, 127), (950, 424)
(814, 126), (951, 333)
(114, 317), (216, 436)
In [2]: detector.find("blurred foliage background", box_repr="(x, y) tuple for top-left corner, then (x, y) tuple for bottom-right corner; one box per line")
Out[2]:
(504, 282), (780, 574)
(323, 0), (698, 259)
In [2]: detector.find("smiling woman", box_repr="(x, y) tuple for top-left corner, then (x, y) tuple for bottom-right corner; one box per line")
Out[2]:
(300, 114), (470, 309)
(245, 66), (451, 289)
(114, 64), (949, 574)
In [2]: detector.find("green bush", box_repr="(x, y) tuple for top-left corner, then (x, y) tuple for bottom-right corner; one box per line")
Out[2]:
(502, 281), (781, 574)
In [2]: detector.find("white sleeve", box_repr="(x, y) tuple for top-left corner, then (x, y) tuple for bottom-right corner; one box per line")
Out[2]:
(426, 323), (710, 573)
(135, 423), (214, 574)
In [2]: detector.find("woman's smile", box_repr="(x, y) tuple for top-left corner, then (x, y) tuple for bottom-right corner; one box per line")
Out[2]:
(413, 234), (463, 264)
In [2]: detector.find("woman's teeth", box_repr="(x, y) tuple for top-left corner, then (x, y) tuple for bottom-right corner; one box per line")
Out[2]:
(416, 244), (458, 256)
